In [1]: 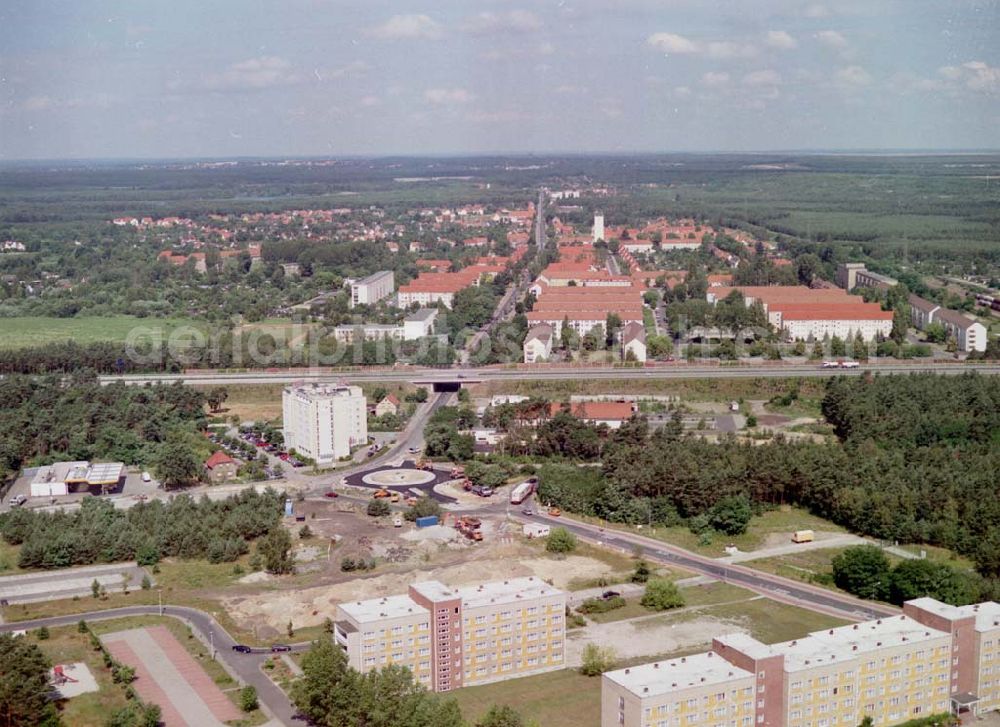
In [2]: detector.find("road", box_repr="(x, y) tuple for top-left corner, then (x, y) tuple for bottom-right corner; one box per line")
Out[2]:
(512, 510), (898, 622)
(535, 188), (547, 250)
(0, 604), (302, 726)
(98, 362), (1000, 387)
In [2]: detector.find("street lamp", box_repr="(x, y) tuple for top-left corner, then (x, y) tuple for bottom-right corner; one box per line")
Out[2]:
(158, 589), (163, 616)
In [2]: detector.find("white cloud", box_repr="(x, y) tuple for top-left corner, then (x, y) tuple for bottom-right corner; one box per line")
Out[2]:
(803, 3), (830, 18)
(461, 10), (542, 34)
(765, 30), (797, 50)
(815, 30), (848, 49)
(834, 65), (872, 87)
(168, 56), (302, 92)
(701, 71), (730, 87)
(368, 14), (443, 40)
(424, 87), (474, 105)
(958, 61), (1000, 92)
(323, 61), (370, 79)
(21, 95), (55, 111)
(744, 69), (782, 86)
(647, 33), (700, 54)
(647, 33), (755, 59)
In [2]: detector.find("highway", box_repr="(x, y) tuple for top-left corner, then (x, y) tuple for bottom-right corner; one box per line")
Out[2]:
(511, 509), (898, 623)
(0, 604), (302, 726)
(99, 362), (1000, 386)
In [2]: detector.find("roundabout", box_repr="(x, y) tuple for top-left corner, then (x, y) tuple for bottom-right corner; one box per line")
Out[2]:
(361, 468), (436, 487)
(343, 460), (458, 503)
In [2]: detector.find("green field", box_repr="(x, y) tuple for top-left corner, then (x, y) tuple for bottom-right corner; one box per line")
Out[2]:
(0, 315), (199, 349)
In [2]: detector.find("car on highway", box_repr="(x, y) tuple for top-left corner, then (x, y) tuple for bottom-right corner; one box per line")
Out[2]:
(270, 644), (292, 652)
(408, 446), (420, 454)
(232, 644), (253, 653)
(521, 507), (534, 516)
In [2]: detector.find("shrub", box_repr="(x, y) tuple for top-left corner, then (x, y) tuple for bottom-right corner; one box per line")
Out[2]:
(239, 685), (259, 712)
(36, 626), (49, 640)
(367, 499), (390, 517)
(546, 527), (577, 554)
(577, 596), (626, 614)
(580, 643), (616, 676)
(631, 560), (652, 583)
(641, 579), (685, 611)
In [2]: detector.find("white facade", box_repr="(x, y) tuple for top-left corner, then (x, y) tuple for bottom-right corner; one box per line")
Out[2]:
(282, 384), (368, 463)
(332, 323), (404, 343)
(779, 316), (892, 342)
(523, 324), (553, 363)
(397, 290), (456, 308)
(621, 321), (647, 362)
(593, 212), (605, 242)
(403, 308), (438, 340)
(350, 270), (395, 308)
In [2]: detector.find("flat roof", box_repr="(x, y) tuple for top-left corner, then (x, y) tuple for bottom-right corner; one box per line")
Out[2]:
(909, 598), (1000, 632)
(778, 616), (949, 672)
(410, 577), (564, 610)
(605, 653), (753, 698)
(353, 270), (393, 286)
(338, 594), (428, 624)
(86, 462), (125, 485)
(405, 308), (439, 322)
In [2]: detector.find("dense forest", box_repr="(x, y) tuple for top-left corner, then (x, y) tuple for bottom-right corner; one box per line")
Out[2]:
(0, 373), (207, 478)
(0, 489), (284, 569)
(536, 373), (1000, 587)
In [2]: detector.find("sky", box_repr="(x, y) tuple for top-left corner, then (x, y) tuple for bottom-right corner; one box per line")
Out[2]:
(0, 0), (998, 159)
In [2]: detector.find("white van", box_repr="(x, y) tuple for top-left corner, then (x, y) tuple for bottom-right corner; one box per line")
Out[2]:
(141, 472), (152, 482)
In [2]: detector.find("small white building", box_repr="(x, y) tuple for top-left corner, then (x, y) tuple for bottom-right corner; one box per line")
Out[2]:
(374, 393), (401, 417)
(350, 270), (395, 308)
(909, 294), (987, 352)
(403, 308), (438, 340)
(621, 321), (647, 362)
(523, 323), (554, 363)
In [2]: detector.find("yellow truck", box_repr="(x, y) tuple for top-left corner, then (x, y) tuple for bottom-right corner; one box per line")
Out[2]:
(791, 529), (815, 544)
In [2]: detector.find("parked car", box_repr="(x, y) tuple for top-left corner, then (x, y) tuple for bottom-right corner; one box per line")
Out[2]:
(270, 644), (292, 652)
(232, 644), (253, 653)
(601, 590), (622, 601)
(324, 491), (339, 498)
(8, 494), (27, 507)
(521, 507), (534, 516)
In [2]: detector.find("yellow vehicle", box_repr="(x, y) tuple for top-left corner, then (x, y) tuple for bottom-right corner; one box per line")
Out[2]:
(548, 507), (562, 517)
(792, 529), (815, 543)
(373, 489), (391, 499)
(390, 492), (400, 503)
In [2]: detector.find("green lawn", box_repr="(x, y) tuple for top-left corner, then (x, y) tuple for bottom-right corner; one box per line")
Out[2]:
(583, 582), (756, 624)
(573, 506), (846, 558)
(0, 315), (199, 349)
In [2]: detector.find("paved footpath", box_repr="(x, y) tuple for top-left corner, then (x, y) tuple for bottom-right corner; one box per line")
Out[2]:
(104, 625), (240, 727)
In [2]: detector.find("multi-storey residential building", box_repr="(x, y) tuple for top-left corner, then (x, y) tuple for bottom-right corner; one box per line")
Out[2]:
(908, 294), (988, 352)
(836, 263), (898, 291)
(281, 383), (367, 463)
(603, 599), (1000, 727)
(334, 577), (566, 693)
(523, 324), (554, 363)
(350, 270), (395, 308)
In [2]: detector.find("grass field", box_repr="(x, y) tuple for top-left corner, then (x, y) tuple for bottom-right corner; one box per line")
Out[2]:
(198, 382), (416, 423)
(472, 377), (829, 403)
(0, 315), (201, 349)
(572, 506), (846, 558)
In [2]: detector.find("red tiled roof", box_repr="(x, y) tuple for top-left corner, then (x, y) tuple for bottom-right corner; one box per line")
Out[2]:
(776, 304), (892, 321)
(549, 401), (634, 421)
(205, 451), (235, 469)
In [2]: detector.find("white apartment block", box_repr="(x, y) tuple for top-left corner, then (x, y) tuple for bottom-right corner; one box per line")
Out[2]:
(909, 294), (988, 353)
(397, 289), (457, 309)
(603, 599), (1000, 727)
(594, 212), (605, 242)
(282, 383), (367, 463)
(350, 270), (395, 308)
(403, 308), (438, 340)
(335, 577), (566, 693)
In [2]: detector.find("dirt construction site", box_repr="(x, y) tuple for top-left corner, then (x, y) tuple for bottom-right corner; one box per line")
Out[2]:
(222, 501), (635, 637)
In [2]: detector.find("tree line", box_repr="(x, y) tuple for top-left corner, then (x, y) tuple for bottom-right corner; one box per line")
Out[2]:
(0, 489), (284, 569)
(534, 373), (1000, 592)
